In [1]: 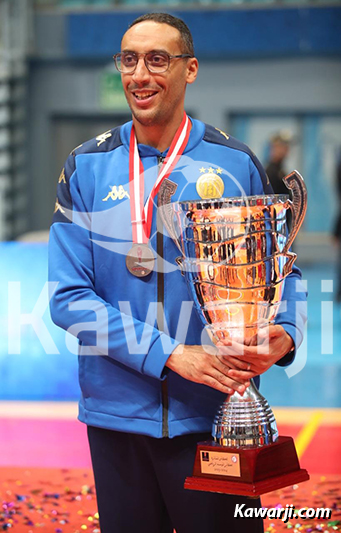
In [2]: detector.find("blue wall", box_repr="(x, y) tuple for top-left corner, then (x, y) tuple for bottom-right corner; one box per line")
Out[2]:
(67, 7), (341, 59)
(0, 243), (79, 401)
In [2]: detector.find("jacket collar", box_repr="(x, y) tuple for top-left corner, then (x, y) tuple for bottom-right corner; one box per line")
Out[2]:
(120, 116), (205, 158)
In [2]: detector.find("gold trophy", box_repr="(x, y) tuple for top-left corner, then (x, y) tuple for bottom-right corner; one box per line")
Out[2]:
(158, 171), (309, 496)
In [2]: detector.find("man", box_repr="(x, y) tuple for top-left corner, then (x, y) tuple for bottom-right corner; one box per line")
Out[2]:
(265, 131), (292, 195)
(49, 13), (306, 533)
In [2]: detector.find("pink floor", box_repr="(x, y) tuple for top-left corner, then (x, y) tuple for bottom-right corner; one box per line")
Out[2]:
(0, 418), (91, 468)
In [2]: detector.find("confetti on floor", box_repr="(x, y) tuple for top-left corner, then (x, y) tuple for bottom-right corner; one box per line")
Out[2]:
(0, 467), (99, 532)
(1, 407), (340, 531)
(262, 475), (341, 532)
(1, 468), (340, 532)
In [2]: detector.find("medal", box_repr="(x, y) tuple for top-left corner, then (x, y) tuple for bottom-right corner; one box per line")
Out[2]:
(126, 244), (155, 277)
(127, 112), (191, 277)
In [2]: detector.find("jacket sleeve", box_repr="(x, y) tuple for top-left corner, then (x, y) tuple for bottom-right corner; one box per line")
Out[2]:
(48, 152), (180, 380)
(249, 157), (307, 367)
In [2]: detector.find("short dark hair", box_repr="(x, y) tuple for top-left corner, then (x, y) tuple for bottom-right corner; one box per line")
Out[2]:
(128, 13), (194, 57)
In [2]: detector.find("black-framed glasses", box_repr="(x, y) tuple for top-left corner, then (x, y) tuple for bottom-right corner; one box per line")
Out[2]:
(113, 51), (193, 74)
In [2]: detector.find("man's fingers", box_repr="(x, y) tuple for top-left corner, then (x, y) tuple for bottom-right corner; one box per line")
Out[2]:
(203, 359), (251, 393)
(218, 343), (261, 358)
(202, 371), (232, 394)
(227, 368), (254, 380)
(217, 338), (269, 357)
(202, 373), (250, 395)
(220, 356), (252, 371)
(213, 356), (251, 383)
(167, 345), (254, 394)
(202, 375), (234, 395)
(201, 367), (251, 394)
(256, 325), (284, 343)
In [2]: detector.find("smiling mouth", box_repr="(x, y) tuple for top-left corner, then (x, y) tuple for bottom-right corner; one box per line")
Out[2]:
(133, 91), (157, 100)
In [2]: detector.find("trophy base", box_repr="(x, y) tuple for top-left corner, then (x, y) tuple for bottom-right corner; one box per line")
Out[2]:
(184, 436), (309, 497)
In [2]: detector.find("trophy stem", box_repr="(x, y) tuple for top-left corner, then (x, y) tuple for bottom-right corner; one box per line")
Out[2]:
(212, 378), (279, 447)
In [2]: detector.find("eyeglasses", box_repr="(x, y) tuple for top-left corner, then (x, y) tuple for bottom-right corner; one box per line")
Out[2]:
(113, 51), (193, 74)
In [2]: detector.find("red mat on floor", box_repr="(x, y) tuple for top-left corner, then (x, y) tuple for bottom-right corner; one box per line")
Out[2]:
(1, 467), (340, 532)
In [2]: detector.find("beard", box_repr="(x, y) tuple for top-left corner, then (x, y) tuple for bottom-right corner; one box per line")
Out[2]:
(129, 102), (167, 129)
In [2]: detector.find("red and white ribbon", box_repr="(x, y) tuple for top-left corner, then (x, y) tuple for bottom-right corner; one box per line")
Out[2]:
(129, 112), (191, 244)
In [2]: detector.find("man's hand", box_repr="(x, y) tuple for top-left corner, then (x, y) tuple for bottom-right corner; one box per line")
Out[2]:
(165, 344), (250, 395)
(216, 325), (294, 382)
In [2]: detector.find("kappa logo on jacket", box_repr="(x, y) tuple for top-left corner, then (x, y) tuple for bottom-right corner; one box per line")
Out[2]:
(58, 168), (66, 184)
(102, 185), (130, 202)
(54, 199), (65, 214)
(96, 130), (112, 146)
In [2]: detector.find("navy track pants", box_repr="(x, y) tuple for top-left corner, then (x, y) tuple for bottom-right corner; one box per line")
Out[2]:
(87, 426), (264, 533)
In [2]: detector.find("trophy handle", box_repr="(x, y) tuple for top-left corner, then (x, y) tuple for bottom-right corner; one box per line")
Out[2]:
(282, 170), (307, 253)
(283, 251), (297, 277)
(158, 179), (182, 253)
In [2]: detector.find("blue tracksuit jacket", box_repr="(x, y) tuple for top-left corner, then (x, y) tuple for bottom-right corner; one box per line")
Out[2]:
(48, 117), (307, 438)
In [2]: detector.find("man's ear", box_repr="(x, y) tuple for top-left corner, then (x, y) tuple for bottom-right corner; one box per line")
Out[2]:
(186, 57), (199, 85)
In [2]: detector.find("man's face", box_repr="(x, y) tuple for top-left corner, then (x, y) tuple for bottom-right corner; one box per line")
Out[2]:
(271, 141), (290, 163)
(120, 21), (197, 128)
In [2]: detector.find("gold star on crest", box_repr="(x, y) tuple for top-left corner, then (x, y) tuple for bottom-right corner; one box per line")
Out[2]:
(199, 167), (206, 173)
(208, 167), (215, 173)
(216, 167), (222, 174)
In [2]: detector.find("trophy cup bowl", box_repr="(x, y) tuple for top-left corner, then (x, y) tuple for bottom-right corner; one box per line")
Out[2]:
(158, 171), (309, 496)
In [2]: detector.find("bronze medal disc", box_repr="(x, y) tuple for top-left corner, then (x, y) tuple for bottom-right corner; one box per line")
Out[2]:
(126, 244), (155, 277)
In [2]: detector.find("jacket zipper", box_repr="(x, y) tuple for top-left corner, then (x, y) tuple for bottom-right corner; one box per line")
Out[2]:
(156, 155), (169, 438)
